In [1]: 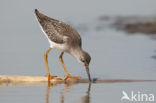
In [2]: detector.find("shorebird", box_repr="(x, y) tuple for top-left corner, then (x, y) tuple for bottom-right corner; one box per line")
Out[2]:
(34, 9), (91, 82)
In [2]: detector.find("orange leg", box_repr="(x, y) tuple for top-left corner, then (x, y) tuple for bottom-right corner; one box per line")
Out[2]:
(44, 48), (57, 81)
(44, 48), (52, 76)
(59, 52), (80, 80)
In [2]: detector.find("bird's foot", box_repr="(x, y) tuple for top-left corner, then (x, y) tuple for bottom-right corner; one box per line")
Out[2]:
(45, 73), (58, 81)
(64, 74), (80, 80)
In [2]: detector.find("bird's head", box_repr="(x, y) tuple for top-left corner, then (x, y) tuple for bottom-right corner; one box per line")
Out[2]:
(79, 51), (91, 82)
(70, 48), (91, 82)
(80, 51), (91, 67)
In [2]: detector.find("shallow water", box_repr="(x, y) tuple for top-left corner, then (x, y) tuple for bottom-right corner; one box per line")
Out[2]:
(0, 0), (156, 103)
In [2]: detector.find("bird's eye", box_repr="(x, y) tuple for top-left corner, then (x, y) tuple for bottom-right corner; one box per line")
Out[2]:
(81, 59), (85, 63)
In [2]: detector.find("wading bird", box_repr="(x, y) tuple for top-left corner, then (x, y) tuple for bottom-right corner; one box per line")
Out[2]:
(34, 9), (91, 82)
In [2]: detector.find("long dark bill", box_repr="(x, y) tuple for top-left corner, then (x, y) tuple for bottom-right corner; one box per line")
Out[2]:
(85, 65), (91, 82)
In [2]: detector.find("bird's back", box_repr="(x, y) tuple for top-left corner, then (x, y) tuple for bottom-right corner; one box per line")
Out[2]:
(34, 9), (82, 48)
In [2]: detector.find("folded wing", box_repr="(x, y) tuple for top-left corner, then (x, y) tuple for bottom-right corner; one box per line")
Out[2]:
(34, 9), (81, 46)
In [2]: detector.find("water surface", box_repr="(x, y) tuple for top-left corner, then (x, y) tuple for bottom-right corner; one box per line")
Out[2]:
(0, 0), (156, 103)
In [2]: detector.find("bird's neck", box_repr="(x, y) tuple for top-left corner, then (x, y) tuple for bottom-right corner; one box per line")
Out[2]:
(70, 47), (83, 62)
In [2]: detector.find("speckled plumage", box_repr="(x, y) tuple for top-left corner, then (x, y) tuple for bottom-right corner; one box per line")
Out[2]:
(34, 9), (82, 51)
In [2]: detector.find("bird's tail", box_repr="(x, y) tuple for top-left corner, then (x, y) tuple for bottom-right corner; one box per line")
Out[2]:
(34, 9), (40, 18)
(34, 9), (47, 22)
(34, 9), (38, 14)
(34, 9), (59, 23)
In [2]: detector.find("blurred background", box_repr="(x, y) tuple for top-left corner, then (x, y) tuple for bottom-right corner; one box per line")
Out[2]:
(0, 0), (156, 103)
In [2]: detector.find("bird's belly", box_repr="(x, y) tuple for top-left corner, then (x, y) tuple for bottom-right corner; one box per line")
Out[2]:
(49, 41), (68, 52)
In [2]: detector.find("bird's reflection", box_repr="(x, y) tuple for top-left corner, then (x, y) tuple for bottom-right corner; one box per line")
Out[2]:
(45, 82), (91, 103)
(46, 84), (50, 103)
(78, 83), (91, 103)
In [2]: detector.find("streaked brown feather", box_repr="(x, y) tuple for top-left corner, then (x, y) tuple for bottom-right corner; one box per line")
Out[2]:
(34, 9), (82, 47)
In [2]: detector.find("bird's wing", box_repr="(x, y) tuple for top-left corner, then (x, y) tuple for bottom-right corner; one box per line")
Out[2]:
(34, 9), (81, 45)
